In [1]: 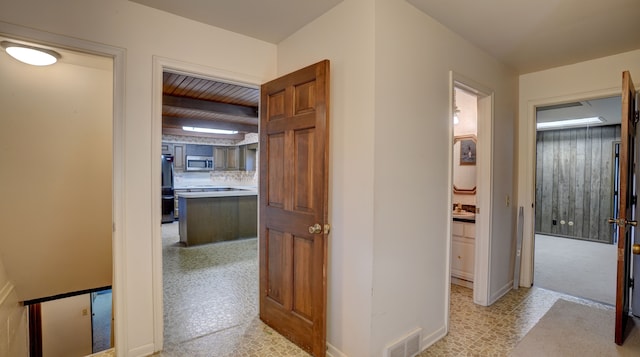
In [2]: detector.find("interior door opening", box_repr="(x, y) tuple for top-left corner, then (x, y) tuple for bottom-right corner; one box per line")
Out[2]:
(448, 73), (493, 308)
(156, 68), (261, 351)
(532, 95), (621, 306)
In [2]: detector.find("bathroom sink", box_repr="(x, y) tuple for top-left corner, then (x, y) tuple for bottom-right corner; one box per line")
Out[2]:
(452, 211), (475, 219)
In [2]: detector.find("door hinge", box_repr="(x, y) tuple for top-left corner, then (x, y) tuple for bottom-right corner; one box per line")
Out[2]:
(633, 195), (638, 206)
(635, 110), (639, 123)
(631, 278), (634, 289)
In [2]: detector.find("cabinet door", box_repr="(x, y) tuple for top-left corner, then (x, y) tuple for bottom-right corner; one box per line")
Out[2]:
(451, 237), (475, 281)
(227, 146), (239, 170)
(173, 145), (185, 170)
(238, 145), (247, 171)
(214, 146), (227, 170)
(186, 144), (213, 157)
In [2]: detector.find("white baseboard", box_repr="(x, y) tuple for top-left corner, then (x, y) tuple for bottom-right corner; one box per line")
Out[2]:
(420, 324), (446, 353)
(489, 280), (513, 305)
(327, 342), (348, 357)
(128, 343), (155, 357)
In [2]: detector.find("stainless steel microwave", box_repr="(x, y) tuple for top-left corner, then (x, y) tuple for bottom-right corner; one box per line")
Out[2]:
(186, 155), (214, 171)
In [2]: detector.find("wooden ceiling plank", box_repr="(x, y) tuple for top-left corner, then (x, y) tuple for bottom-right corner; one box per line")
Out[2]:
(163, 94), (258, 118)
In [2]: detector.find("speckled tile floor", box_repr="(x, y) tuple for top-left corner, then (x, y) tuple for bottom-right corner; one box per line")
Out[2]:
(419, 283), (613, 356)
(93, 222), (619, 357)
(155, 222), (310, 357)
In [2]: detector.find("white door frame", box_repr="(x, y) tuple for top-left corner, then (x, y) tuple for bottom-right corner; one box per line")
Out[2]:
(150, 56), (262, 351)
(449, 72), (494, 306)
(0, 21), (127, 354)
(518, 87), (620, 287)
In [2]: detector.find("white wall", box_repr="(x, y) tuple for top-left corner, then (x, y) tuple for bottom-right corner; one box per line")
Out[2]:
(371, 1), (517, 355)
(0, 1), (277, 355)
(0, 260), (28, 357)
(278, 0), (376, 355)
(517, 48), (640, 287)
(41, 294), (92, 357)
(0, 43), (113, 302)
(280, 0), (517, 355)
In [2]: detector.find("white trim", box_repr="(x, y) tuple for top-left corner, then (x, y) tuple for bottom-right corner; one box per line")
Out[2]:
(518, 87), (620, 288)
(326, 343), (348, 357)
(128, 343), (155, 357)
(0, 21), (127, 356)
(0, 281), (14, 306)
(419, 324), (447, 352)
(151, 56), (262, 352)
(489, 280), (513, 305)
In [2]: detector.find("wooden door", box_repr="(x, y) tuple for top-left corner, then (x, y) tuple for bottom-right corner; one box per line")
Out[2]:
(259, 60), (330, 357)
(614, 70), (637, 345)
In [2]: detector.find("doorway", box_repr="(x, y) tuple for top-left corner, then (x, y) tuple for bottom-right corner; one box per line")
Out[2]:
(449, 73), (494, 307)
(151, 57), (263, 350)
(532, 95), (621, 305)
(0, 23), (125, 355)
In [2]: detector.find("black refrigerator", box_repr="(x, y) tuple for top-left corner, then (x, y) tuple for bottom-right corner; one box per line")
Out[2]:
(161, 155), (175, 223)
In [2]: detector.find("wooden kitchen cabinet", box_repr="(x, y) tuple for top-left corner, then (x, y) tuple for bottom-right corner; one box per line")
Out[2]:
(214, 146), (227, 170)
(238, 145), (247, 171)
(451, 221), (475, 284)
(226, 146), (239, 170)
(161, 142), (185, 170)
(173, 144), (185, 170)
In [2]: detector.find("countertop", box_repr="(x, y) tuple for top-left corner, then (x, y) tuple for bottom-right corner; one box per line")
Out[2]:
(177, 189), (257, 198)
(174, 185), (257, 190)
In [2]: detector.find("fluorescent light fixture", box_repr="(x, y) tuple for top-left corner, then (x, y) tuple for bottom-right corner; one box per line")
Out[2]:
(1, 41), (60, 66)
(182, 126), (238, 135)
(536, 117), (604, 130)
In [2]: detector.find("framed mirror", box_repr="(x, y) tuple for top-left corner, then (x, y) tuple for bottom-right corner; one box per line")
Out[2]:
(453, 134), (476, 194)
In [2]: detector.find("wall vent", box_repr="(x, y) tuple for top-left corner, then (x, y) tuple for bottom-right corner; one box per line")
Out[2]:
(384, 328), (422, 357)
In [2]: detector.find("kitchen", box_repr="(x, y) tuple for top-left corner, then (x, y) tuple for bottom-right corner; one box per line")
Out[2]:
(160, 71), (259, 244)
(159, 71), (262, 349)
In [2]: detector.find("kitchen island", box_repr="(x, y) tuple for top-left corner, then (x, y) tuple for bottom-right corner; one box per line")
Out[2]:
(177, 188), (257, 246)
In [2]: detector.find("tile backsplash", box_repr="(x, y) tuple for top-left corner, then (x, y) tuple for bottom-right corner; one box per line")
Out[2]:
(174, 170), (257, 187)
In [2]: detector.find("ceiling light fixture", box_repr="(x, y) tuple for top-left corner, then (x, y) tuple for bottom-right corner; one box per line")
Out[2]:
(182, 126), (238, 135)
(536, 117), (604, 130)
(1, 41), (61, 66)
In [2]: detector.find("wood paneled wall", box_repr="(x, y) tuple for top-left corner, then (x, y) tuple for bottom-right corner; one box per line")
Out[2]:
(535, 125), (620, 243)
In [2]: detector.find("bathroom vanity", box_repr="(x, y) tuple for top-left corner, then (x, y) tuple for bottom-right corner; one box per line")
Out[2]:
(451, 218), (475, 287)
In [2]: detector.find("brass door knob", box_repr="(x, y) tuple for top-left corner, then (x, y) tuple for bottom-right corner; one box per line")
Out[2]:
(633, 244), (640, 255)
(308, 223), (322, 234)
(607, 218), (638, 228)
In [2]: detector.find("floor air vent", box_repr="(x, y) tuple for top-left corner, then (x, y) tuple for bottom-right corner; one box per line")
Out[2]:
(385, 328), (421, 357)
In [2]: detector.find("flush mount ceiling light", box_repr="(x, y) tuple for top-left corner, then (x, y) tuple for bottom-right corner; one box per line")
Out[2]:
(536, 117), (604, 130)
(1, 41), (61, 66)
(182, 126), (238, 135)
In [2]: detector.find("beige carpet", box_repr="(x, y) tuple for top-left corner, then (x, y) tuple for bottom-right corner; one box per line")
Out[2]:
(511, 299), (640, 356)
(534, 234), (616, 305)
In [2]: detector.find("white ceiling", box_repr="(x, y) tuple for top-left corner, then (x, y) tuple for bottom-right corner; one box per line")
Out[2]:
(130, 0), (343, 44)
(130, 0), (640, 74)
(407, 0), (640, 74)
(536, 95), (621, 130)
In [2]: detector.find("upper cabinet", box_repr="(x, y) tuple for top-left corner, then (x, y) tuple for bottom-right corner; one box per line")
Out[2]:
(162, 143), (185, 170)
(213, 146), (227, 170)
(163, 142), (257, 172)
(226, 146), (239, 170)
